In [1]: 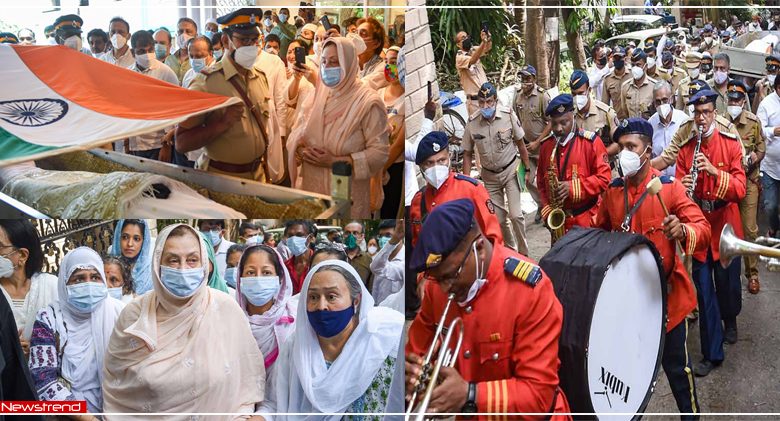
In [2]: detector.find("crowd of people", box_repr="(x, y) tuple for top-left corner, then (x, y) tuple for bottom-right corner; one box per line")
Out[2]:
(405, 12), (780, 418)
(0, 218), (404, 418)
(0, 3), (406, 218)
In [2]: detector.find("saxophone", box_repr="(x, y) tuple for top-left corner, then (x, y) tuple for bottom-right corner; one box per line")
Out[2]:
(547, 141), (567, 243)
(687, 125), (704, 199)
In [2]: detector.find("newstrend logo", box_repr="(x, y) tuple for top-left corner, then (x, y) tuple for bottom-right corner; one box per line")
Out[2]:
(0, 401), (86, 413)
(593, 367), (631, 408)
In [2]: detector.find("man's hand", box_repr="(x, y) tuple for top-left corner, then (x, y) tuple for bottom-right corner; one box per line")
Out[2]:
(221, 104), (244, 127)
(695, 152), (718, 176)
(427, 367), (469, 415)
(424, 99), (437, 120)
(662, 214), (686, 241)
(405, 353), (424, 399)
(555, 180), (571, 203)
(681, 174), (694, 191)
(391, 219), (404, 244)
(773, 126), (780, 137)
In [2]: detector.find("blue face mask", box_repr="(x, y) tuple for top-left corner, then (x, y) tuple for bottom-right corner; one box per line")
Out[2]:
(321, 66), (342, 87)
(160, 265), (204, 298)
(241, 276), (280, 306)
(154, 43), (168, 60)
(108, 287), (123, 300)
(378, 236), (391, 249)
(307, 305), (355, 338)
(214, 49), (223, 60)
(190, 57), (206, 73)
(279, 13), (288, 23)
(481, 106), (496, 120)
(67, 282), (108, 313)
(287, 236), (309, 256)
(224, 267), (237, 289)
(204, 30), (214, 39)
(206, 229), (222, 247)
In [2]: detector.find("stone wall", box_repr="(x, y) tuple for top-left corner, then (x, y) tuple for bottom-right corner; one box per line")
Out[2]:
(404, 0), (439, 142)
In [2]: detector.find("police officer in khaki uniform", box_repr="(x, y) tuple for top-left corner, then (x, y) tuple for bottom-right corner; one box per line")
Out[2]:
(658, 51), (686, 97)
(619, 49), (657, 120)
(752, 55), (780, 114)
(676, 51), (703, 115)
(455, 28), (491, 116)
(463, 82), (531, 255)
(726, 80), (766, 294)
(603, 46), (632, 120)
(513, 64), (551, 217)
(570, 69), (620, 157)
(176, 8), (273, 181)
(653, 80), (743, 171)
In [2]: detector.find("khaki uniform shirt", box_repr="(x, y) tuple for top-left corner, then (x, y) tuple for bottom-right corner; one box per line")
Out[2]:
(455, 49), (488, 97)
(513, 84), (551, 144)
(602, 69), (631, 120)
(729, 109), (766, 179)
(463, 106), (525, 173)
(620, 75), (657, 120)
(576, 98), (619, 146)
(658, 114), (742, 167)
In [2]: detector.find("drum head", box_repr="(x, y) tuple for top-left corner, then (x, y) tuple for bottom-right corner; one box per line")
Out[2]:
(586, 244), (665, 419)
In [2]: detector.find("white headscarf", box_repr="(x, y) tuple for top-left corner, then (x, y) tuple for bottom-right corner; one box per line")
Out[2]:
(55, 247), (124, 411)
(236, 245), (296, 369)
(273, 259), (403, 418)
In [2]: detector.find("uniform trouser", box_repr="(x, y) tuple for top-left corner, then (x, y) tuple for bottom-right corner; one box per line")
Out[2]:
(663, 320), (700, 420)
(692, 250), (741, 363)
(739, 174), (760, 279)
(481, 161), (529, 255)
(525, 155), (542, 207)
(761, 172), (780, 234)
(466, 99), (482, 172)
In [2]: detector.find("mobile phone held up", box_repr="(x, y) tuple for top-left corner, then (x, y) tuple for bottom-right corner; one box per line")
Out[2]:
(295, 46), (306, 66)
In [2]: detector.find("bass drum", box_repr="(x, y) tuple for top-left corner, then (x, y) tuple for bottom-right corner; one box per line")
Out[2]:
(539, 227), (667, 420)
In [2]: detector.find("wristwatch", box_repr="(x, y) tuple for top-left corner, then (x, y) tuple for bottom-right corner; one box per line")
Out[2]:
(462, 382), (478, 414)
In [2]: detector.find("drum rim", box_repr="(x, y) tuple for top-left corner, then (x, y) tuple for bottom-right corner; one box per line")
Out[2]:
(582, 244), (668, 420)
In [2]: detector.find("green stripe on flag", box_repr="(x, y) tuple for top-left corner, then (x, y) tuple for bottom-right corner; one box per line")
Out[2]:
(0, 126), (59, 161)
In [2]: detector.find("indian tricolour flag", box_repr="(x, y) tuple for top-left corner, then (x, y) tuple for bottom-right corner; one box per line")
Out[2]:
(0, 44), (240, 166)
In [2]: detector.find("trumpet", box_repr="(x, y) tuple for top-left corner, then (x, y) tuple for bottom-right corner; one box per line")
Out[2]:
(546, 141), (566, 243)
(719, 223), (780, 269)
(687, 124), (704, 199)
(407, 293), (464, 420)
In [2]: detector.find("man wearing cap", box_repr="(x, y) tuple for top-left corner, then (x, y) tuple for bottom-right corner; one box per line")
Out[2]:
(676, 88), (746, 376)
(720, 30), (734, 47)
(603, 46), (632, 120)
(405, 199), (571, 417)
(514, 64), (552, 216)
(17, 28), (35, 45)
(409, 131), (504, 248)
(176, 8), (273, 182)
(649, 80), (690, 178)
(699, 25), (718, 56)
(619, 48), (657, 120)
(653, 80), (742, 171)
(752, 55), (780, 114)
(0, 33), (18, 44)
(770, 11), (780, 31)
(455, 29), (491, 116)
(658, 51), (686, 95)
(595, 117), (708, 417)
(463, 82), (530, 255)
(756, 73), (780, 250)
(536, 94), (611, 240)
(676, 51), (703, 113)
(52, 14), (88, 53)
(726, 79), (765, 294)
(700, 52), (714, 82)
(570, 70), (619, 157)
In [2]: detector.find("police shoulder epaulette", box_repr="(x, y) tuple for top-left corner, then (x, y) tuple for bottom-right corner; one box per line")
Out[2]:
(579, 128), (597, 142)
(721, 130), (739, 140)
(497, 105), (512, 114)
(540, 133), (556, 144)
(454, 173), (478, 186)
(537, 85), (546, 93)
(659, 175), (675, 184)
(744, 111), (760, 122)
(503, 256), (542, 287)
(609, 177), (624, 188)
(468, 109), (481, 121)
(593, 99), (609, 112)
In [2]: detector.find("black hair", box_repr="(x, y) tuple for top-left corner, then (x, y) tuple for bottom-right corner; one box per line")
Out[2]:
(199, 219), (225, 230)
(263, 232), (275, 244)
(177, 17), (198, 31)
(284, 220), (317, 236)
(342, 16), (359, 30)
(102, 254), (134, 296)
(210, 31), (223, 47)
(154, 27), (172, 44)
(378, 219), (396, 230)
(238, 244), (283, 278)
(227, 243), (248, 261)
(109, 16), (130, 34)
(239, 222), (262, 237)
(87, 28), (108, 43)
(265, 33), (281, 45)
(310, 242), (348, 265)
(0, 220), (44, 279)
(130, 30), (154, 49)
(187, 35), (213, 52)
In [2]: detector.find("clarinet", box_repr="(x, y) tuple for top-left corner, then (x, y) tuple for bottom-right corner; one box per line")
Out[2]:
(687, 125), (704, 199)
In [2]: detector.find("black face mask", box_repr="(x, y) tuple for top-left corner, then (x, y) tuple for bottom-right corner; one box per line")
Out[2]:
(597, 56), (607, 66)
(461, 37), (472, 51)
(701, 64), (713, 73)
(613, 59), (625, 70)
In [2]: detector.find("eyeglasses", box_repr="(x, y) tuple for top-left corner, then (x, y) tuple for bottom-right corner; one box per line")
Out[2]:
(693, 109), (715, 118)
(231, 34), (259, 46)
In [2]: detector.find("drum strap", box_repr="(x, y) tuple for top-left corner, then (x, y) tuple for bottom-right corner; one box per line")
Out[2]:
(544, 386), (560, 421)
(621, 180), (651, 232)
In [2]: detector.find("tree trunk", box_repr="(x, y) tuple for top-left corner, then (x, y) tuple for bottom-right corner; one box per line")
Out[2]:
(544, 0), (560, 89)
(562, 6), (587, 70)
(513, 0), (525, 41)
(526, 0), (550, 88)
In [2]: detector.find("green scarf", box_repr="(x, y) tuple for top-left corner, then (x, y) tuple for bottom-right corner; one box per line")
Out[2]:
(198, 231), (229, 293)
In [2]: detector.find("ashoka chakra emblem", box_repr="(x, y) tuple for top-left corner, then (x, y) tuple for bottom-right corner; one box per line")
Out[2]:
(0, 98), (68, 127)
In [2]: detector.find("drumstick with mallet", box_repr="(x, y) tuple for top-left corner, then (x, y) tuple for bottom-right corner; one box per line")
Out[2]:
(646, 177), (685, 256)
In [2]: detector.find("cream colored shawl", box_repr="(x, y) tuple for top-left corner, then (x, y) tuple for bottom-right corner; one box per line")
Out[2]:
(102, 224), (265, 420)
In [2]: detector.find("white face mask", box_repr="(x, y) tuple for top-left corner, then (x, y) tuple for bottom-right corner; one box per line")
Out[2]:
(647, 57), (657, 69)
(110, 33), (126, 50)
(727, 105), (743, 120)
(631, 65), (645, 80)
(658, 103), (673, 120)
(574, 94), (589, 111)
(458, 240), (486, 307)
(234, 45), (259, 69)
(0, 253), (16, 279)
(714, 70), (728, 85)
(135, 52), (155, 69)
(177, 33), (193, 50)
(703, 122), (715, 138)
(688, 68), (700, 80)
(618, 147), (648, 178)
(704, 36), (713, 45)
(557, 129), (575, 146)
(423, 164), (450, 189)
(313, 40), (323, 57)
(367, 245), (378, 255)
(64, 35), (82, 51)
(769, 74), (777, 86)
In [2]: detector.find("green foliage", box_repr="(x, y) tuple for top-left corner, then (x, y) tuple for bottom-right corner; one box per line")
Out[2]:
(426, 0), (512, 73)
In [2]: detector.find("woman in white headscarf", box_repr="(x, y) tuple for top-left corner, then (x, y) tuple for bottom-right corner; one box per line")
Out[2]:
(287, 36), (389, 218)
(27, 247), (125, 415)
(235, 244), (297, 413)
(260, 259), (403, 420)
(101, 223), (266, 420)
